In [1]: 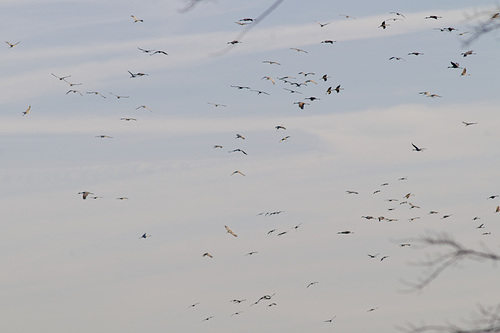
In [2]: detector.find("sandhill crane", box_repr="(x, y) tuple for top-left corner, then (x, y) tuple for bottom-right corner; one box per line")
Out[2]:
(96, 135), (113, 138)
(230, 299), (246, 303)
(151, 50), (168, 55)
(379, 21), (389, 29)
(448, 61), (461, 68)
(305, 96), (320, 101)
(461, 50), (475, 57)
(52, 73), (71, 80)
(321, 40), (337, 44)
(246, 251), (258, 256)
(390, 12), (406, 18)
(408, 52), (424, 56)
(231, 170), (245, 176)
(425, 15), (442, 19)
(64, 80), (82, 87)
(66, 90), (83, 96)
(321, 74), (330, 81)
(283, 88), (302, 94)
(326, 85), (344, 94)
(294, 101), (309, 109)
(128, 71), (148, 78)
(137, 47), (154, 53)
(135, 105), (152, 111)
(109, 92), (129, 99)
(202, 316), (214, 322)
(460, 68), (469, 76)
(400, 243), (411, 247)
(213, 145), (223, 149)
(262, 76), (275, 84)
(188, 302), (200, 308)
(231, 85), (250, 90)
(116, 197), (129, 200)
(225, 225), (238, 237)
(139, 233), (151, 239)
(339, 15), (356, 19)
(5, 41), (20, 48)
(202, 252), (213, 258)
(120, 118), (137, 121)
(324, 316), (337, 322)
(306, 282), (319, 289)
(280, 136), (291, 142)
(78, 191), (93, 199)
(235, 133), (245, 140)
(86, 91), (106, 98)
(412, 143), (426, 151)
(315, 21), (331, 27)
(227, 40), (241, 45)
(131, 15), (143, 22)
(229, 149), (247, 155)
(367, 253), (379, 258)
(380, 256), (389, 261)
(337, 230), (354, 234)
(290, 48), (308, 53)
(462, 121), (477, 126)
(22, 105), (31, 116)
(251, 89), (270, 95)
(208, 102), (226, 107)
(496, 206), (500, 213)
(275, 125), (286, 130)
(262, 60), (280, 65)
(346, 190), (358, 194)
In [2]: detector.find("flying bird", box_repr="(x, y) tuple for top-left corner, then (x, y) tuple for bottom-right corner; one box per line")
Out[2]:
(315, 21), (331, 27)
(131, 15), (143, 22)
(293, 101), (310, 109)
(275, 125), (286, 130)
(66, 90), (83, 96)
(202, 252), (213, 258)
(52, 73), (71, 81)
(460, 68), (469, 76)
(225, 225), (238, 237)
(231, 170), (245, 176)
(140, 233), (151, 239)
(22, 105), (31, 116)
(109, 93), (129, 99)
(229, 149), (247, 155)
(425, 15), (442, 19)
(408, 52), (424, 56)
(246, 251), (258, 256)
(337, 230), (354, 234)
(324, 316), (337, 322)
(389, 57), (406, 61)
(96, 135), (113, 138)
(262, 76), (275, 84)
(290, 48), (308, 53)
(321, 40), (337, 44)
(462, 121), (477, 126)
(390, 12), (406, 18)
(5, 41), (20, 48)
(235, 133), (245, 140)
(280, 136), (291, 142)
(120, 118), (137, 121)
(412, 143), (426, 151)
(208, 102), (226, 107)
(448, 61), (461, 68)
(262, 60), (281, 65)
(461, 50), (475, 57)
(86, 91), (106, 98)
(135, 105), (152, 111)
(78, 191), (93, 199)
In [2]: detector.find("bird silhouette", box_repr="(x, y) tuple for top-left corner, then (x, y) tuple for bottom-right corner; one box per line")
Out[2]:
(5, 41), (20, 48)
(139, 233), (151, 239)
(225, 225), (238, 237)
(78, 191), (93, 199)
(231, 170), (245, 176)
(294, 102), (310, 109)
(22, 105), (31, 116)
(412, 143), (426, 151)
(131, 15), (143, 23)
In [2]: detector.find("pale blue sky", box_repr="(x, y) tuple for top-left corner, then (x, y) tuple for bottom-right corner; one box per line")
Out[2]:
(1, 1), (500, 332)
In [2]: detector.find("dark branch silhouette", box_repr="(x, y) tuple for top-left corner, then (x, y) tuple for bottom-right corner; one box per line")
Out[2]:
(401, 303), (500, 333)
(401, 233), (500, 291)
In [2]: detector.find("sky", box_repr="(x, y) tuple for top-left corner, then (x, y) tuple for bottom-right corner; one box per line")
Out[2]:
(1, 0), (500, 332)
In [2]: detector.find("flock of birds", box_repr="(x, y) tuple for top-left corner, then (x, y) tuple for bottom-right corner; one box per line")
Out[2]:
(8, 4), (500, 331)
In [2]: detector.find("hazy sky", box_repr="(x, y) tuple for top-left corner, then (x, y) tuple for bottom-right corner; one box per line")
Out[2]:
(2, 1), (500, 332)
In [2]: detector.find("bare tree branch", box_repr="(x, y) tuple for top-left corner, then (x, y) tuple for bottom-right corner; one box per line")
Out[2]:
(401, 233), (500, 291)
